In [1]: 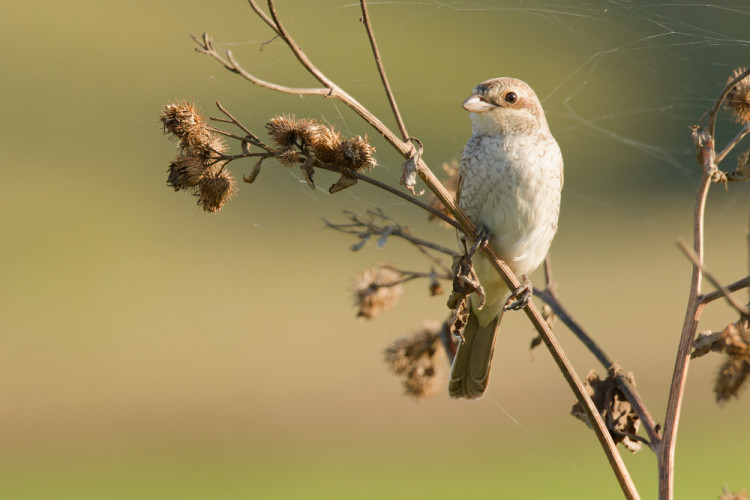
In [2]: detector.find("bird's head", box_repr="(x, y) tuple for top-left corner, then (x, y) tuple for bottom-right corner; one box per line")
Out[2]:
(462, 77), (549, 136)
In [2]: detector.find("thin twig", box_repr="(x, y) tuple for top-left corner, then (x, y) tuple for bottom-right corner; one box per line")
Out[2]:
(677, 240), (750, 316)
(716, 121), (750, 164)
(700, 276), (750, 305)
(659, 173), (710, 500)
(359, 1), (409, 141)
(311, 158), (460, 229)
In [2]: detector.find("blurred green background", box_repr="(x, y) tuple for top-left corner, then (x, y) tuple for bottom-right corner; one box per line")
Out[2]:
(1, 1), (749, 498)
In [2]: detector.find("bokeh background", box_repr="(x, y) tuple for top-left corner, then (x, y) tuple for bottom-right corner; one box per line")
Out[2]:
(2, 1), (749, 498)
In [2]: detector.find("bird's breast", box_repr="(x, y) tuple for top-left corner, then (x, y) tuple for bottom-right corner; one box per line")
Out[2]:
(459, 132), (562, 278)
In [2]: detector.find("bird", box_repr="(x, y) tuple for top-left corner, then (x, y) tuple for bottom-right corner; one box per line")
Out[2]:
(448, 77), (563, 400)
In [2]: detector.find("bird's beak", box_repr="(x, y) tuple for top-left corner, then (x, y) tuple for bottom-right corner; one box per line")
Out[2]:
(462, 94), (496, 113)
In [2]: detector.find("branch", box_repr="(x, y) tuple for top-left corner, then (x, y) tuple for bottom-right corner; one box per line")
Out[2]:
(660, 69), (750, 499)
(659, 155), (712, 500)
(677, 240), (750, 316)
(310, 158), (460, 229)
(716, 121), (750, 165)
(700, 275), (750, 305)
(359, 1), (409, 141)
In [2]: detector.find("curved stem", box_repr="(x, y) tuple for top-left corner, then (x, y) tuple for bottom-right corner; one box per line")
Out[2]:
(658, 173), (711, 500)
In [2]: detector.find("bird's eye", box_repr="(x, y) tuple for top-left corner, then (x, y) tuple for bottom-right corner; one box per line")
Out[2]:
(504, 92), (518, 104)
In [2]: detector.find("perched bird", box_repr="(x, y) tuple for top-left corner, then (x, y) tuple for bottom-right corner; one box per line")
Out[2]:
(449, 77), (563, 399)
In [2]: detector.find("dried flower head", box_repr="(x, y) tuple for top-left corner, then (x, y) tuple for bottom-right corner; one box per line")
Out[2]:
(167, 155), (207, 192)
(714, 318), (750, 403)
(309, 126), (343, 164)
(274, 147), (301, 166)
(196, 164), (237, 213)
(266, 115), (325, 149)
(724, 67), (750, 124)
(161, 101), (216, 152)
(715, 357), (750, 403)
(353, 265), (402, 319)
(429, 160), (460, 224)
(571, 368), (642, 453)
(189, 134), (228, 160)
(336, 135), (376, 171)
(384, 321), (444, 399)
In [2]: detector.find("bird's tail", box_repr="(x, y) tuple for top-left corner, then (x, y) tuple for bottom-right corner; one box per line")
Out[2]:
(448, 309), (503, 399)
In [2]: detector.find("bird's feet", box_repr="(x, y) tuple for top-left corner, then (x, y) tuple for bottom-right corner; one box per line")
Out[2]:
(504, 275), (533, 311)
(466, 226), (490, 259)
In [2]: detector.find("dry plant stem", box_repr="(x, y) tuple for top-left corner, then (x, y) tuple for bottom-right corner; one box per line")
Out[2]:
(658, 174), (710, 500)
(198, 2), (638, 497)
(310, 159), (460, 229)
(359, 1), (409, 141)
(700, 276), (750, 305)
(717, 121), (750, 164)
(659, 69), (750, 500)
(677, 240), (750, 316)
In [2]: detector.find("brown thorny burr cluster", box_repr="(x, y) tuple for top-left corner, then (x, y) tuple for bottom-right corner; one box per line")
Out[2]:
(161, 102), (237, 212)
(160, 102), (376, 213)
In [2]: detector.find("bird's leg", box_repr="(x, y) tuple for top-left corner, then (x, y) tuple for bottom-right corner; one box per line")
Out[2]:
(504, 275), (533, 311)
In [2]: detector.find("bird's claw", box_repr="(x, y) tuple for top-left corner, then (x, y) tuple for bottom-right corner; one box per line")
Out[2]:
(466, 226), (490, 259)
(504, 275), (533, 311)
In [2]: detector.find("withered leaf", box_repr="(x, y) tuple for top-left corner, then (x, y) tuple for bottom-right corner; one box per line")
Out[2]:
(243, 157), (264, 184)
(571, 368), (642, 453)
(329, 172), (357, 194)
(300, 156), (315, 190)
(400, 156), (424, 196)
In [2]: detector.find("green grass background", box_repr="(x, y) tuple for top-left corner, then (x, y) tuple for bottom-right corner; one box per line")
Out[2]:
(1, 1), (749, 498)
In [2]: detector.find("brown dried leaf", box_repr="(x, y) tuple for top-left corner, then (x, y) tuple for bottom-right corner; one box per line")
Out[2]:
(243, 157), (264, 184)
(448, 299), (470, 343)
(300, 157), (315, 190)
(399, 156), (424, 196)
(329, 173), (357, 194)
(446, 254), (484, 310)
(571, 368), (642, 453)
(691, 330), (725, 358)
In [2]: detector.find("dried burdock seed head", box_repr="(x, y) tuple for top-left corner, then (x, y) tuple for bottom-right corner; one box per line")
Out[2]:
(715, 356), (750, 403)
(266, 114), (325, 149)
(167, 155), (206, 192)
(189, 134), (228, 160)
(384, 321), (444, 399)
(161, 101), (201, 136)
(724, 67), (750, 124)
(572, 368), (642, 453)
(196, 164), (237, 213)
(309, 126), (343, 164)
(336, 135), (376, 171)
(353, 265), (402, 320)
(721, 318), (750, 357)
(161, 101), (217, 153)
(274, 147), (301, 166)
